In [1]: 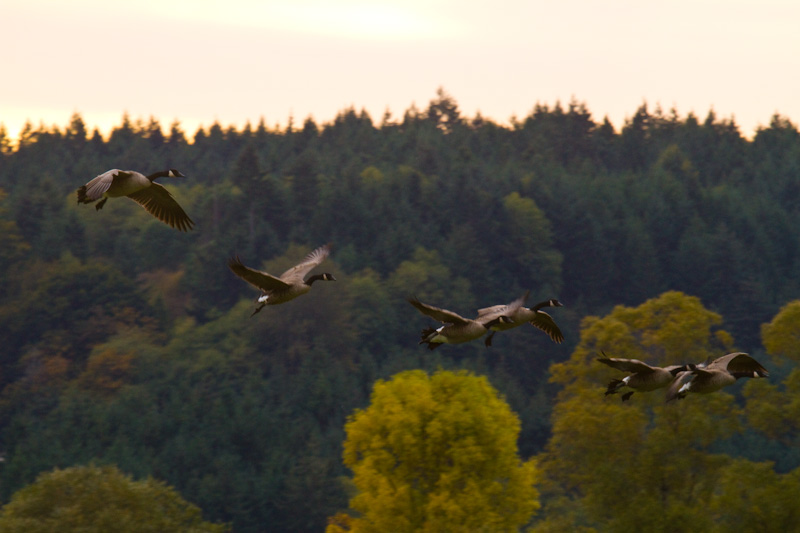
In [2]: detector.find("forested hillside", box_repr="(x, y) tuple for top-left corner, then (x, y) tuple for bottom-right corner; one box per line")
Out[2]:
(1, 91), (799, 531)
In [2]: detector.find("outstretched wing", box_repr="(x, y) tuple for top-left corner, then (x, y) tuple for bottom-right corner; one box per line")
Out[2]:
(710, 352), (769, 377)
(530, 311), (564, 343)
(665, 370), (695, 402)
(77, 169), (127, 203)
(407, 298), (469, 325)
(127, 182), (194, 231)
(279, 243), (331, 283)
(476, 304), (507, 318)
(476, 290), (530, 321)
(596, 356), (656, 373)
(228, 256), (291, 291)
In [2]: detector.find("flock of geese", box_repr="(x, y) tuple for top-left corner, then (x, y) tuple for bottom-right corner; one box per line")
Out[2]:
(598, 351), (769, 402)
(76, 168), (769, 402)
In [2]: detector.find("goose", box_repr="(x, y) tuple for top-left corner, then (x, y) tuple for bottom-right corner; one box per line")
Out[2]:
(597, 352), (694, 402)
(665, 352), (768, 402)
(228, 243), (336, 315)
(408, 297), (515, 350)
(476, 292), (564, 346)
(76, 168), (194, 231)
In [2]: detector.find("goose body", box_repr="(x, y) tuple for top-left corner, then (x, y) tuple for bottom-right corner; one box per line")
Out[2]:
(477, 292), (564, 346)
(409, 297), (515, 350)
(597, 353), (691, 401)
(228, 244), (336, 314)
(77, 168), (193, 231)
(666, 352), (768, 402)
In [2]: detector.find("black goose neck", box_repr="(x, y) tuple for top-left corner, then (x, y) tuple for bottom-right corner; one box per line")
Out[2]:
(306, 273), (328, 285)
(147, 170), (170, 181)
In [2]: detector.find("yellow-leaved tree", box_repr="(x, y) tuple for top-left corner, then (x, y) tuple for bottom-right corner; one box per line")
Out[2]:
(327, 369), (540, 533)
(744, 300), (800, 441)
(0, 464), (228, 533)
(532, 291), (741, 532)
(532, 291), (800, 532)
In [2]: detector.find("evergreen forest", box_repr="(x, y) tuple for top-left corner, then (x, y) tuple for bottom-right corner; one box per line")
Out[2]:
(1, 90), (800, 532)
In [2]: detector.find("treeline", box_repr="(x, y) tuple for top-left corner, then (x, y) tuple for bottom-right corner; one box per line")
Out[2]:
(0, 90), (799, 531)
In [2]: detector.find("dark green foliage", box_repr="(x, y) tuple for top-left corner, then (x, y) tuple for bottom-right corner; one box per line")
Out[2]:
(0, 97), (799, 531)
(0, 464), (229, 532)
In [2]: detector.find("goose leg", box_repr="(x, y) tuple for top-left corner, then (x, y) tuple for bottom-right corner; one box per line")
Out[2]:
(621, 391), (634, 402)
(484, 331), (496, 347)
(95, 197), (108, 210)
(604, 379), (624, 396)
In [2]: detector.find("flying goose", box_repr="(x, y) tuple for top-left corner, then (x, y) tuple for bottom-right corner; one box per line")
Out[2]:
(597, 352), (694, 402)
(408, 297), (515, 350)
(76, 168), (194, 231)
(665, 352), (768, 402)
(228, 243), (336, 315)
(476, 292), (564, 346)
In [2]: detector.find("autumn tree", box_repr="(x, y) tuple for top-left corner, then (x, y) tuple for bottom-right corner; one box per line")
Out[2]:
(744, 300), (800, 452)
(0, 464), (228, 533)
(532, 291), (746, 532)
(327, 369), (539, 533)
(707, 459), (800, 533)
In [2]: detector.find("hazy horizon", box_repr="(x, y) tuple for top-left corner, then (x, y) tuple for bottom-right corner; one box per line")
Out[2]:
(2, 0), (798, 143)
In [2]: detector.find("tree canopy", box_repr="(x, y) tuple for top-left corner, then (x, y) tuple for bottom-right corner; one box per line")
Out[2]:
(531, 292), (800, 532)
(329, 369), (539, 532)
(0, 93), (799, 530)
(0, 464), (228, 533)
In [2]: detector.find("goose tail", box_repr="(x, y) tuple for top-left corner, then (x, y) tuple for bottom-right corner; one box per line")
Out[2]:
(604, 379), (625, 396)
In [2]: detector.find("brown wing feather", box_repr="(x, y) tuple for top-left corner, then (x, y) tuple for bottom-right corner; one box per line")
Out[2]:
(596, 357), (656, 373)
(529, 311), (564, 343)
(476, 291), (529, 320)
(408, 298), (469, 325)
(711, 352), (768, 377)
(78, 169), (126, 202)
(476, 304), (507, 318)
(127, 183), (194, 231)
(279, 243), (331, 282)
(228, 256), (292, 291)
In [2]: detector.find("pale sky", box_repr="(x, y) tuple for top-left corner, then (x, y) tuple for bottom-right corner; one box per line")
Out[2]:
(2, 0), (799, 142)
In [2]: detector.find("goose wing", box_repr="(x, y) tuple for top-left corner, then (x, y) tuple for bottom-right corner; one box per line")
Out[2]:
(596, 356), (657, 373)
(77, 169), (127, 202)
(709, 352), (769, 377)
(408, 298), (470, 325)
(530, 311), (564, 343)
(476, 291), (530, 321)
(127, 183), (194, 231)
(228, 256), (291, 291)
(476, 304), (508, 318)
(279, 244), (331, 283)
(665, 370), (696, 401)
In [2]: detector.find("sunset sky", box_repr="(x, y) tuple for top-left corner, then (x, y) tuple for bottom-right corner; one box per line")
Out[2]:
(2, 0), (799, 141)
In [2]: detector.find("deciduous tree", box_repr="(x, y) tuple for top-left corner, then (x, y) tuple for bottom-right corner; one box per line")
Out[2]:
(328, 369), (539, 533)
(0, 464), (228, 533)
